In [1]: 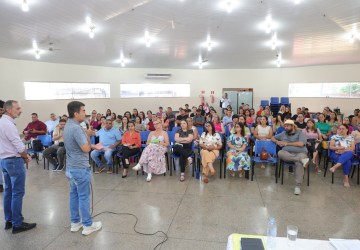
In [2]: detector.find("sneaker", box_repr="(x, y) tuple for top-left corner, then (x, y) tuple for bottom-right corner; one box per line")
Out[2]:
(0, 184), (3, 193)
(82, 221), (102, 236)
(5, 221), (12, 230)
(70, 222), (83, 232)
(55, 165), (64, 172)
(52, 164), (59, 172)
(301, 158), (309, 168)
(294, 186), (301, 195)
(12, 222), (37, 234)
(132, 163), (142, 171)
(146, 173), (152, 182)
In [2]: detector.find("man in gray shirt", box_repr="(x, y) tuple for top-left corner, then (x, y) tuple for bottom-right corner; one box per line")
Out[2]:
(271, 120), (309, 195)
(64, 101), (102, 236)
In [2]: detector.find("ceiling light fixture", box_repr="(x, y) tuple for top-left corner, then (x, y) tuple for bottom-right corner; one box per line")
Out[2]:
(32, 40), (40, 59)
(220, 0), (238, 13)
(271, 33), (278, 50)
(144, 31), (152, 47)
(86, 16), (95, 39)
(198, 55), (204, 69)
(206, 35), (213, 51)
(119, 52), (127, 67)
(276, 53), (282, 67)
(294, 0), (301, 4)
(349, 26), (359, 43)
(265, 15), (273, 34)
(22, 0), (29, 12)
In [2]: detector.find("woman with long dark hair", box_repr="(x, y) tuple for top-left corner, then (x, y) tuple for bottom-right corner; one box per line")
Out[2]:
(199, 121), (222, 183)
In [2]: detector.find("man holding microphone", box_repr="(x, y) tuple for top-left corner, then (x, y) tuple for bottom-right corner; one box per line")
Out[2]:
(64, 101), (102, 236)
(0, 100), (36, 234)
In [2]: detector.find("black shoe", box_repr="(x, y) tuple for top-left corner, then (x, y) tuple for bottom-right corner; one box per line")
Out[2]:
(12, 222), (37, 234)
(5, 221), (12, 230)
(0, 184), (3, 193)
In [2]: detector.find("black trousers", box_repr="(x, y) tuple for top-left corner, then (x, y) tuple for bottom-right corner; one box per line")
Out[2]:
(121, 147), (140, 169)
(173, 145), (192, 173)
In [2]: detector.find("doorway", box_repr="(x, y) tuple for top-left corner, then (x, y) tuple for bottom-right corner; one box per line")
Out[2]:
(223, 88), (253, 114)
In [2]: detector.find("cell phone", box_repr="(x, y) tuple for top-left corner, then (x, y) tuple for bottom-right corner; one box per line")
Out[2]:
(240, 238), (265, 250)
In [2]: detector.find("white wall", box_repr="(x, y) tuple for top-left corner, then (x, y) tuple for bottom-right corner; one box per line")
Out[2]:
(0, 57), (359, 130)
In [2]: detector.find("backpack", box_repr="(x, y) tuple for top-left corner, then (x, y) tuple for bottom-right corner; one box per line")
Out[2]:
(32, 139), (44, 151)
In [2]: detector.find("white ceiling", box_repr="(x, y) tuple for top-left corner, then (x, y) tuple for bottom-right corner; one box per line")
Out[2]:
(0, 0), (360, 69)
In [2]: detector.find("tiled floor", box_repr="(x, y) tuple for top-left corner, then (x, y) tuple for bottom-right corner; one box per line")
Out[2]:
(1, 160), (360, 250)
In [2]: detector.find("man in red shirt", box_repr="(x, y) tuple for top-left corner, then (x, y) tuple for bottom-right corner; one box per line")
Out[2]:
(22, 113), (47, 143)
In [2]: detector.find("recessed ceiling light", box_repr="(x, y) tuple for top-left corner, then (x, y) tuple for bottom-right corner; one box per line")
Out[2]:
(22, 0), (29, 12)
(219, 0), (239, 14)
(85, 17), (95, 39)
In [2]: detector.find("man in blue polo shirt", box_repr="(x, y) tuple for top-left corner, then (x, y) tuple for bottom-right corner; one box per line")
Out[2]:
(90, 119), (122, 174)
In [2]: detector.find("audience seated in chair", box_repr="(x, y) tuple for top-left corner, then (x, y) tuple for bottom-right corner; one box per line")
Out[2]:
(132, 119), (169, 182)
(43, 119), (66, 171)
(22, 113), (47, 144)
(329, 124), (355, 188)
(271, 119), (309, 195)
(120, 121), (141, 178)
(302, 119), (322, 173)
(199, 121), (222, 183)
(173, 120), (194, 182)
(45, 113), (59, 135)
(90, 119), (122, 174)
(226, 122), (251, 178)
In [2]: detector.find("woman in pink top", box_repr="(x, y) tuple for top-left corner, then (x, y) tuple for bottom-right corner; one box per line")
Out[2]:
(302, 119), (322, 173)
(212, 113), (224, 134)
(245, 109), (254, 126)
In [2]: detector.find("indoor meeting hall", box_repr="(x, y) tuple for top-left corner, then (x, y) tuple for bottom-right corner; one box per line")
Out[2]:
(1, 1), (360, 250)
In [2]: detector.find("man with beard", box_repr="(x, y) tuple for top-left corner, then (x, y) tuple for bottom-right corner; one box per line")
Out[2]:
(271, 120), (309, 195)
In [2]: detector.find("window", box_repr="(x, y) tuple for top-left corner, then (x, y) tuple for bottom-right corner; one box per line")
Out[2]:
(289, 82), (360, 98)
(24, 82), (110, 100)
(120, 84), (190, 98)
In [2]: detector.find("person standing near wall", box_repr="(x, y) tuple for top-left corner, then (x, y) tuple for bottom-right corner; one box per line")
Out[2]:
(64, 101), (102, 236)
(0, 100), (36, 233)
(221, 93), (231, 115)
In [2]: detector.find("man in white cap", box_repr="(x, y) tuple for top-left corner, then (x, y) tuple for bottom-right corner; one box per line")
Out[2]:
(271, 119), (309, 195)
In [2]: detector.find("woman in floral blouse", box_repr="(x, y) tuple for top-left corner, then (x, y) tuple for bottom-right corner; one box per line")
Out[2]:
(226, 122), (251, 178)
(329, 124), (355, 188)
(199, 121), (222, 183)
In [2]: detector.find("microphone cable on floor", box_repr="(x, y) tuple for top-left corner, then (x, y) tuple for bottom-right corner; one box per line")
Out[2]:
(90, 182), (168, 250)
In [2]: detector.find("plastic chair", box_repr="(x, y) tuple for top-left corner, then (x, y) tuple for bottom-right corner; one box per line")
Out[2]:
(278, 159), (310, 186)
(260, 100), (269, 107)
(251, 140), (278, 181)
(27, 135), (53, 168)
(280, 97), (289, 105)
(223, 139), (251, 179)
(270, 97), (279, 104)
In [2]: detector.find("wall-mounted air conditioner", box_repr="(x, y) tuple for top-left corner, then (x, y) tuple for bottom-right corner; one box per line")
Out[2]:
(144, 73), (172, 79)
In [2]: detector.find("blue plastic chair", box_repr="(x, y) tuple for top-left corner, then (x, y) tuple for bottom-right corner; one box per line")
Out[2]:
(223, 138), (251, 179)
(27, 135), (53, 168)
(251, 140), (277, 181)
(260, 100), (269, 106)
(270, 97), (279, 104)
(280, 97), (289, 105)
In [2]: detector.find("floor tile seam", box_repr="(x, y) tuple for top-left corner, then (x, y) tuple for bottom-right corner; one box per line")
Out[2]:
(165, 235), (228, 243)
(254, 175), (267, 207)
(42, 227), (68, 250)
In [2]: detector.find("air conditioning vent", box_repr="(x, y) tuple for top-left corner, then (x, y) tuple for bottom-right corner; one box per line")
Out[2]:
(144, 73), (172, 79)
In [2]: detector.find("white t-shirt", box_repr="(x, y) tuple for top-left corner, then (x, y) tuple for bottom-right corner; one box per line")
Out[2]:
(221, 97), (231, 108)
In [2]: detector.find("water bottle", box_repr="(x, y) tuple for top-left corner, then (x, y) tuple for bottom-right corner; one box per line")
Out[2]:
(267, 217), (277, 249)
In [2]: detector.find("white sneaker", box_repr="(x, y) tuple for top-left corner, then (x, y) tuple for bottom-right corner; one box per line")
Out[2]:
(70, 222), (82, 232)
(301, 158), (309, 168)
(82, 221), (102, 236)
(132, 163), (141, 171)
(146, 173), (152, 182)
(294, 186), (301, 195)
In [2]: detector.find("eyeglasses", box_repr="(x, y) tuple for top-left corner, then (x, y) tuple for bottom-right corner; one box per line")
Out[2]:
(235, 126), (241, 128)
(153, 122), (160, 125)
(337, 128), (346, 130)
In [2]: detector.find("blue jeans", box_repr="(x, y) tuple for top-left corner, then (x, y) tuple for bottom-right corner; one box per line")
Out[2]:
(0, 160), (3, 185)
(90, 149), (115, 169)
(65, 167), (92, 227)
(1, 157), (26, 226)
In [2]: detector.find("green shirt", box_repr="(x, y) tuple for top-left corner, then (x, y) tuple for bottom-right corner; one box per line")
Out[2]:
(316, 122), (330, 135)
